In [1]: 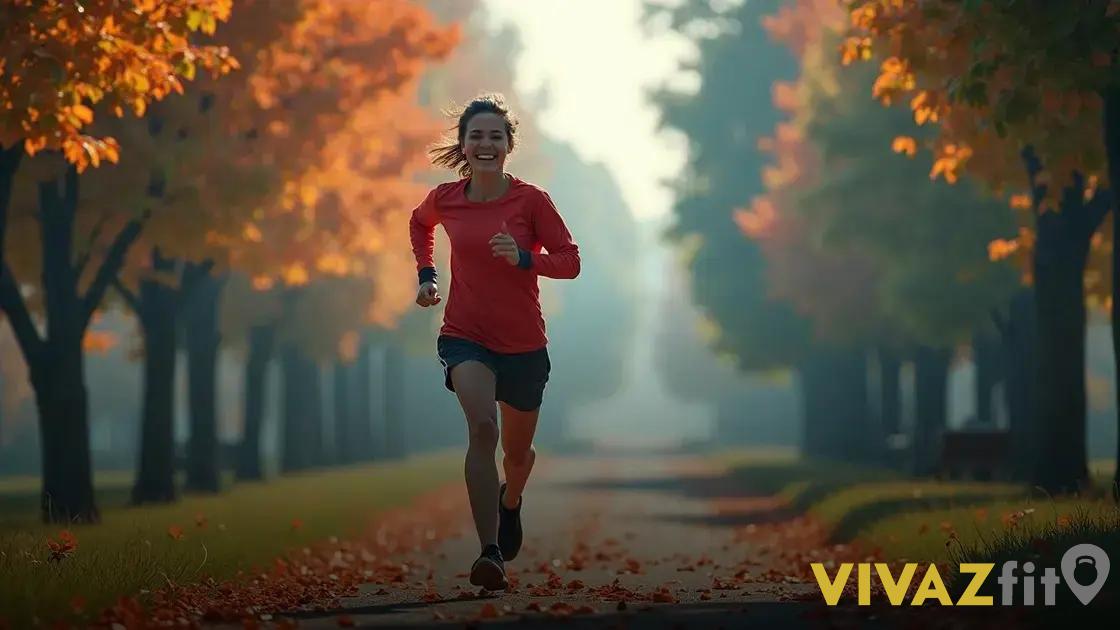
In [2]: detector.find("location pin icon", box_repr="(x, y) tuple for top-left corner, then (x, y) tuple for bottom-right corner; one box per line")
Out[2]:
(1061, 543), (1110, 604)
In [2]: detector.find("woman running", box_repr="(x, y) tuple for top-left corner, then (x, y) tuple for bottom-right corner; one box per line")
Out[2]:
(409, 93), (581, 591)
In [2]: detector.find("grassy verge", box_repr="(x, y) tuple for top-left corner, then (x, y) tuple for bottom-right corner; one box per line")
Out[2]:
(0, 451), (460, 627)
(716, 449), (1118, 565)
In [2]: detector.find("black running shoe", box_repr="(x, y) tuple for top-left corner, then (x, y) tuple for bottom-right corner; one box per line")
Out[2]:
(469, 543), (508, 591)
(498, 482), (523, 561)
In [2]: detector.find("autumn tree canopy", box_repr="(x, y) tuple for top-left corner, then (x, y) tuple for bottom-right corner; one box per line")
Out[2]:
(0, 0), (237, 170)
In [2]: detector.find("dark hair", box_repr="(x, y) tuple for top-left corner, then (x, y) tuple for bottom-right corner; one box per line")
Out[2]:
(429, 93), (518, 178)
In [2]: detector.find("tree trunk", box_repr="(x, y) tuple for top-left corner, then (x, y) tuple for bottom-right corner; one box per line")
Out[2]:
(352, 338), (375, 462)
(995, 289), (1039, 482)
(236, 322), (275, 481)
(281, 344), (322, 471)
(1, 165), (143, 522)
(131, 249), (178, 504)
(1019, 147), (1106, 494)
(878, 346), (901, 437)
(307, 360), (324, 467)
(1101, 85), (1120, 500)
(796, 358), (826, 459)
(972, 327), (1001, 427)
(333, 358), (353, 465)
(383, 343), (405, 459)
(33, 347), (98, 523)
(1032, 206), (1092, 493)
(832, 347), (872, 462)
(34, 169), (97, 523)
(281, 344), (306, 472)
(182, 262), (224, 493)
(0, 143), (23, 265)
(797, 346), (872, 462)
(913, 345), (951, 476)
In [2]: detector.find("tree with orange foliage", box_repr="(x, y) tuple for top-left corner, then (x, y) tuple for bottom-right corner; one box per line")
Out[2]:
(99, 0), (456, 492)
(0, 0), (235, 523)
(739, 0), (1022, 468)
(843, 0), (1119, 494)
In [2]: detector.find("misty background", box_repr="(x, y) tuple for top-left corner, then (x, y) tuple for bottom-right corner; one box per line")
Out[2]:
(1, 0), (1116, 476)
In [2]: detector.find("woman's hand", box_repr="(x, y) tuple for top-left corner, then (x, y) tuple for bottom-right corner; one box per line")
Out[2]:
(416, 281), (442, 307)
(490, 221), (520, 266)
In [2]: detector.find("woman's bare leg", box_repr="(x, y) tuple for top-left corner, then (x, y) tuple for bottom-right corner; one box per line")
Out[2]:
(450, 361), (500, 548)
(499, 401), (539, 508)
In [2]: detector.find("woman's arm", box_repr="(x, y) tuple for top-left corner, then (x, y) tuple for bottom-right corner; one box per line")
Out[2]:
(409, 188), (441, 285)
(524, 191), (580, 280)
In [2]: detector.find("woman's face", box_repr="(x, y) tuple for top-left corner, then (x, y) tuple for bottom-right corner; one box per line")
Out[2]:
(462, 112), (510, 175)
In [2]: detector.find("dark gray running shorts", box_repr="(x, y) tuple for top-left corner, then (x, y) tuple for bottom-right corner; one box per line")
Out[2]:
(436, 334), (551, 412)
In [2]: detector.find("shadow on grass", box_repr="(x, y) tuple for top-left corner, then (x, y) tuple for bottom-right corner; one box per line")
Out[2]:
(557, 460), (897, 536)
(558, 461), (891, 504)
(650, 508), (801, 528)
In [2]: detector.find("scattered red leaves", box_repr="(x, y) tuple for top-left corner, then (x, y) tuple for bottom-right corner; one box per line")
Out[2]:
(47, 530), (78, 562)
(88, 482), (465, 628)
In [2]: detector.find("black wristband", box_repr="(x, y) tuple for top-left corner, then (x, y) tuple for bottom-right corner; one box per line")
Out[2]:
(517, 248), (533, 270)
(419, 266), (438, 286)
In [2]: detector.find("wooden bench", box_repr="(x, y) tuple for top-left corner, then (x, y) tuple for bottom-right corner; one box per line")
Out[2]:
(938, 429), (1011, 481)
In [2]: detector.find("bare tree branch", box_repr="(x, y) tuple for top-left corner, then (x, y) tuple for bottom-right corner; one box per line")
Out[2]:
(81, 210), (150, 330)
(111, 276), (141, 315)
(0, 262), (44, 365)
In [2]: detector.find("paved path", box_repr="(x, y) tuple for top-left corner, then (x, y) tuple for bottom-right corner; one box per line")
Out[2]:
(280, 454), (901, 628)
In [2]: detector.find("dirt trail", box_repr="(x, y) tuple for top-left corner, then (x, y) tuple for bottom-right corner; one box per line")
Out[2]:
(283, 454), (867, 628)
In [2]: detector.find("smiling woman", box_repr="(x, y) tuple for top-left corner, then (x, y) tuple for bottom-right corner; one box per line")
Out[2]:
(408, 92), (581, 592)
(429, 94), (520, 179)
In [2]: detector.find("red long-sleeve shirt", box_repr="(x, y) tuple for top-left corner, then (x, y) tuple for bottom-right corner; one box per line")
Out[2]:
(409, 176), (581, 353)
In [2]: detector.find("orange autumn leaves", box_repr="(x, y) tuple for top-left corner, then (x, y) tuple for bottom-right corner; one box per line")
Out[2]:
(46, 529), (77, 562)
(0, 0), (238, 171)
(842, 0), (1117, 196)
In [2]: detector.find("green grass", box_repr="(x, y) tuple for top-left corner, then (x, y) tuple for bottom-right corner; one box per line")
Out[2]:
(860, 495), (1120, 564)
(0, 452), (460, 627)
(715, 449), (1119, 566)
